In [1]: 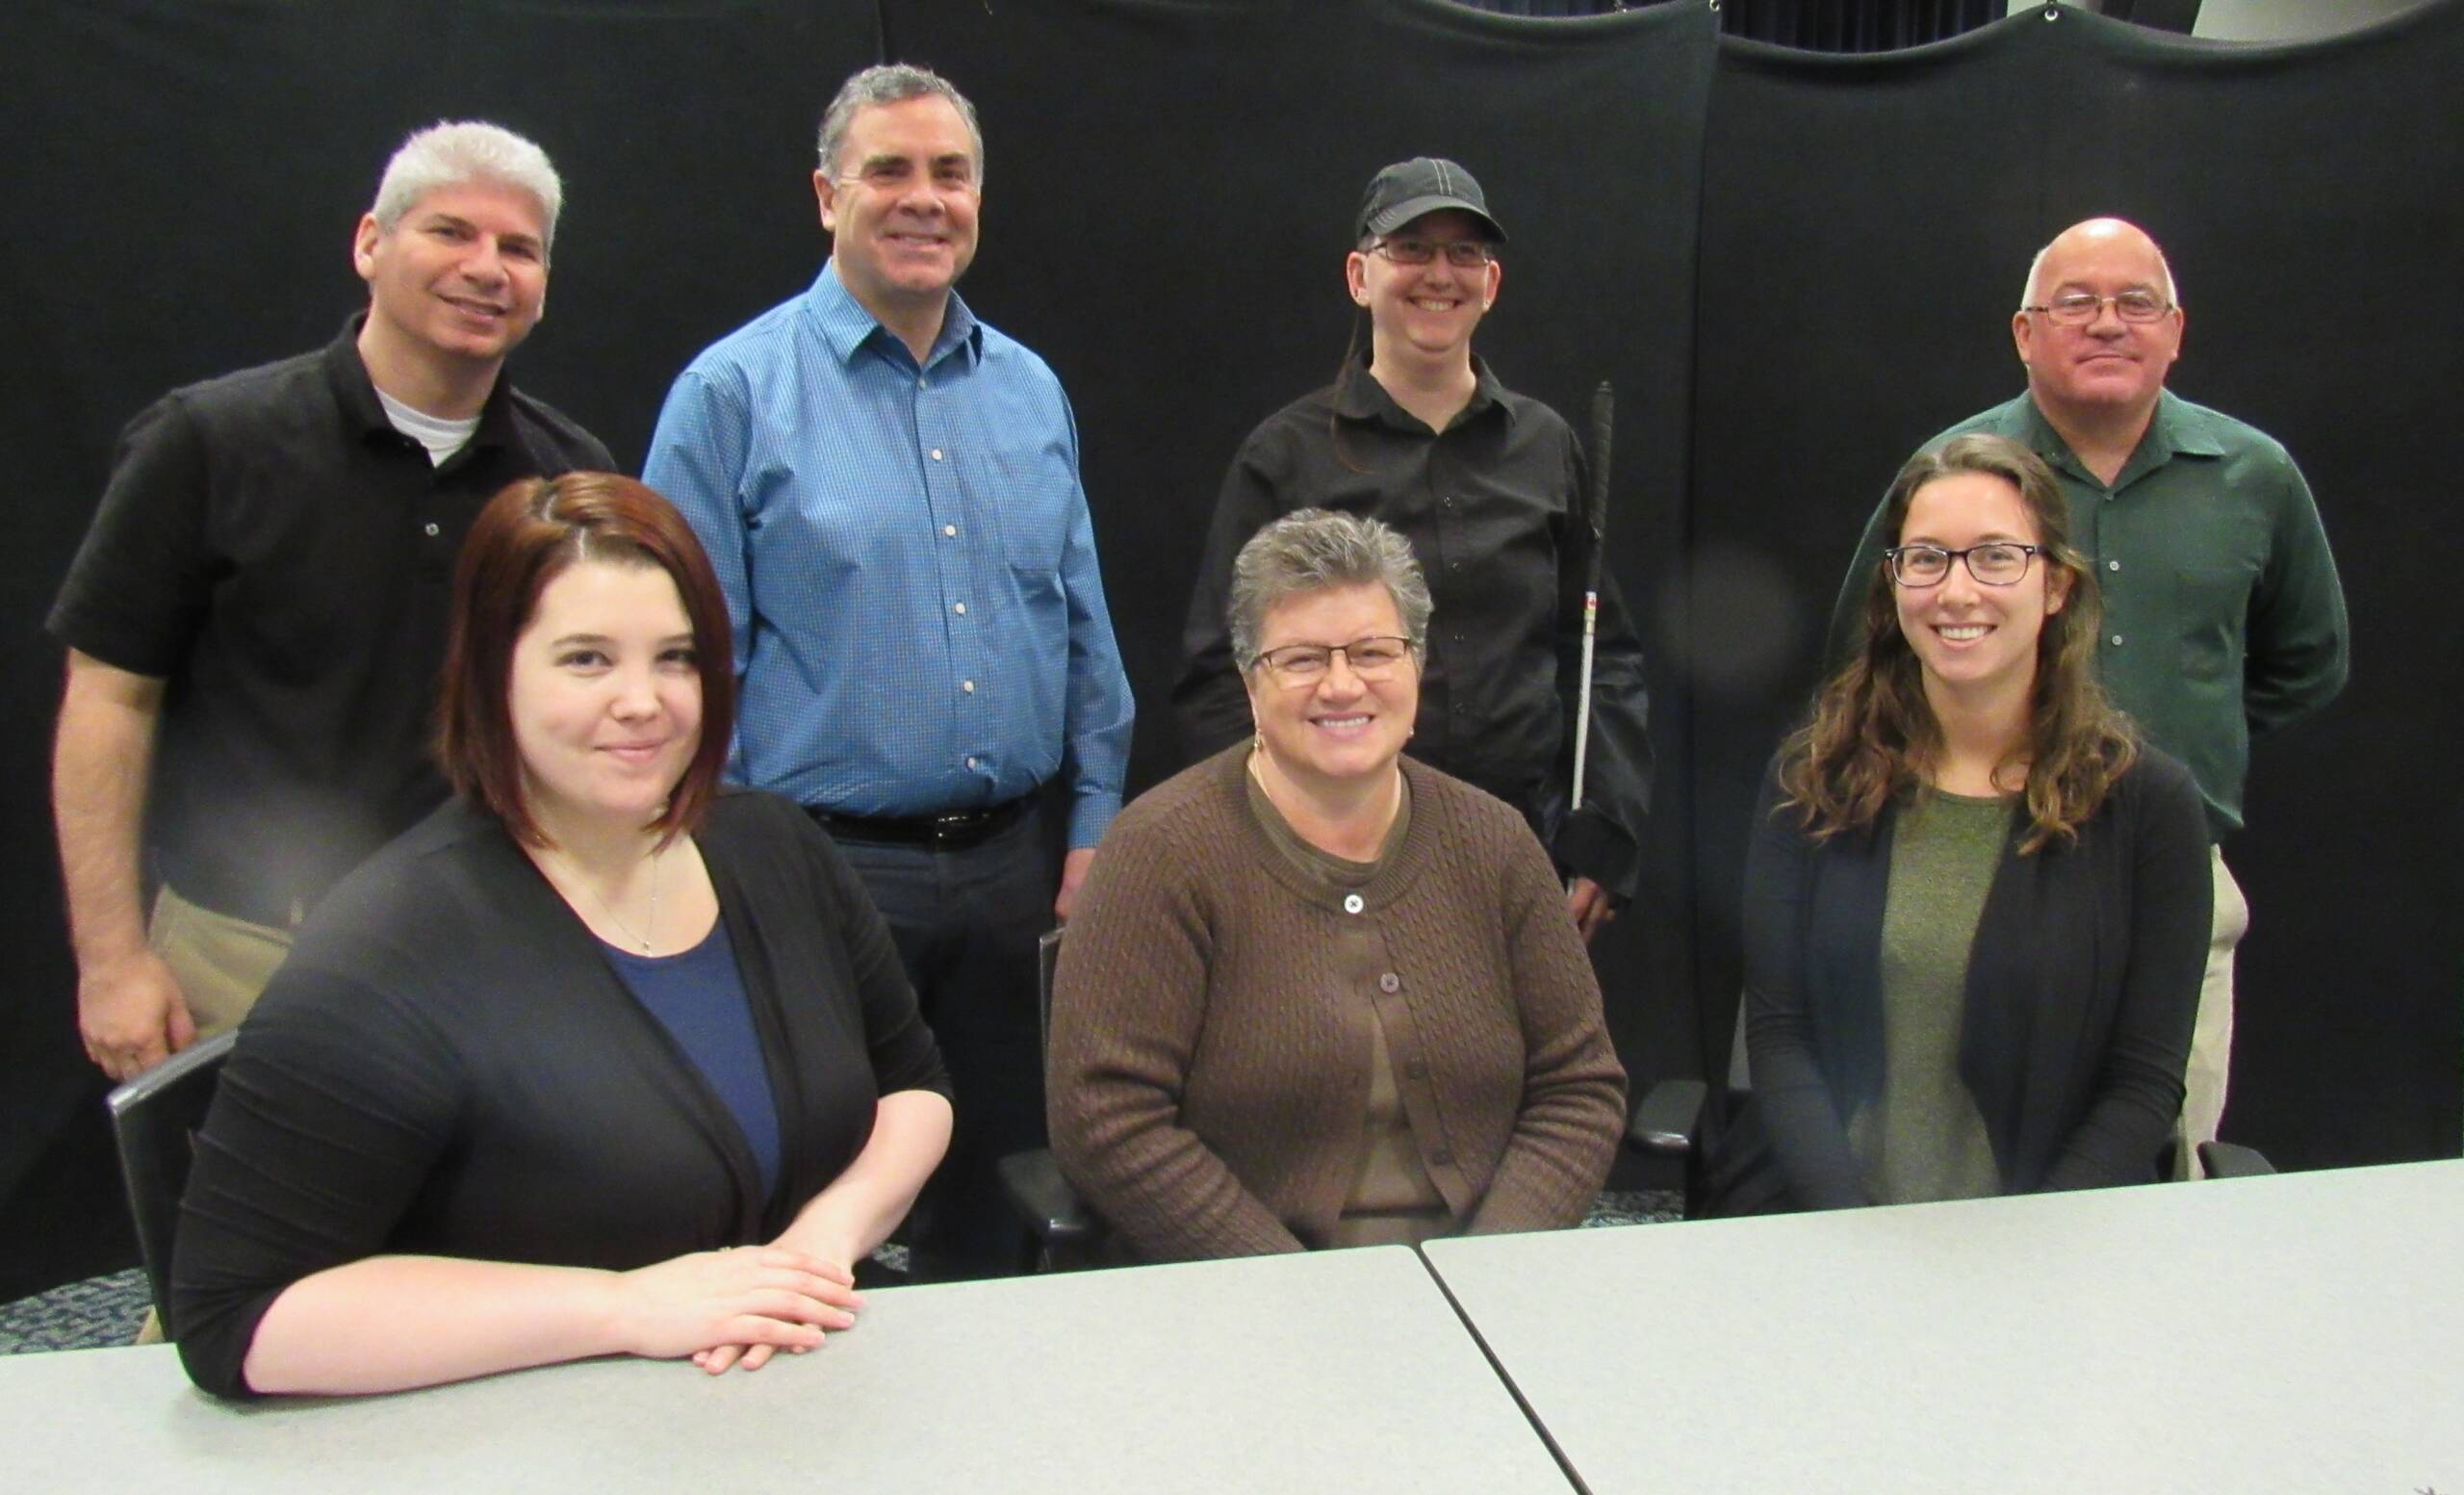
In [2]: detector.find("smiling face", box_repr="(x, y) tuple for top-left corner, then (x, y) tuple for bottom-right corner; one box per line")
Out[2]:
(2013, 219), (2183, 424)
(509, 558), (704, 838)
(1348, 209), (1501, 369)
(353, 179), (550, 369)
(1245, 581), (1420, 796)
(815, 93), (982, 326)
(1893, 471), (2072, 709)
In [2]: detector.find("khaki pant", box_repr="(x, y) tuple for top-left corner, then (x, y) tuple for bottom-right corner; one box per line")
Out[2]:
(131, 885), (294, 1345)
(147, 883), (295, 1040)
(2174, 847), (2250, 1179)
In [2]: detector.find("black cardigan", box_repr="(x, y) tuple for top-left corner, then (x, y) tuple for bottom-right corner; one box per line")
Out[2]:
(1718, 748), (2210, 1213)
(171, 790), (950, 1398)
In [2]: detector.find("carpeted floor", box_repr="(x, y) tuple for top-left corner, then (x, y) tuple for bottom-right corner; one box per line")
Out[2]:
(0, 1189), (1681, 1356)
(0, 1267), (149, 1354)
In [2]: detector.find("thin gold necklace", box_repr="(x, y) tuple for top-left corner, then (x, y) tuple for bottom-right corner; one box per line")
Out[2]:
(1248, 741), (1401, 847)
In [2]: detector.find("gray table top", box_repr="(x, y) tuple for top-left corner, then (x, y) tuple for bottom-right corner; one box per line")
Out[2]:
(0, 1244), (1571, 1494)
(1423, 1159), (2464, 1494)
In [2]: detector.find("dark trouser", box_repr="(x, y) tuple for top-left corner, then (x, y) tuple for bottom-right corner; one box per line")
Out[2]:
(825, 800), (1054, 1281)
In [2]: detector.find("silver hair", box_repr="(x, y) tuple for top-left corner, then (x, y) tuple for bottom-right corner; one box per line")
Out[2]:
(815, 64), (985, 186)
(2020, 227), (2180, 309)
(370, 121), (563, 256)
(1227, 509), (1434, 668)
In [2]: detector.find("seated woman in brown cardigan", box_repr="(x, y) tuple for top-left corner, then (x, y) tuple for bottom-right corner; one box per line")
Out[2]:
(1048, 508), (1626, 1259)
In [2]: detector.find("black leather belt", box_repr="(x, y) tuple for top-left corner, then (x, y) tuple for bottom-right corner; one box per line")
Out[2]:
(810, 795), (1030, 851)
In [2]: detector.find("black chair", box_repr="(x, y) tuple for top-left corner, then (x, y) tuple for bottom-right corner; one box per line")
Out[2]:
(996, 928), (1102, 1271)
(107, 1029), (238, 1337)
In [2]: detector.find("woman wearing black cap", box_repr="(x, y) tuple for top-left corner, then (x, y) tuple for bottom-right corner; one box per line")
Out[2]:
(1171, 157), (1653, 944)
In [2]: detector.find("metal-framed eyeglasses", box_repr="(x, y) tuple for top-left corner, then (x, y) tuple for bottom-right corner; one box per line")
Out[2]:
(1370, 238), (1497, 270)
(1249, 635), (1418, 684)
(2020, 290), (2173, 325)
(1886, 543), (2044, 587)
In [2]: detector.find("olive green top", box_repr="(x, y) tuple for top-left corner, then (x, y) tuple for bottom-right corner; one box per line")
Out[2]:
(1849, 789), (2008, 1204)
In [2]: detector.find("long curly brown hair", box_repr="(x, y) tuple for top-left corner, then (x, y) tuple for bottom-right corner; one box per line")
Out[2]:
(1779, 433), (2136, 854)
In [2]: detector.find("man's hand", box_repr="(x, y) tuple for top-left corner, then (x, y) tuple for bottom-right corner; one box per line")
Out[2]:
(1054, 846), (1096, 923)
(80, 948), (196, 1081)
(1567, 877), (1617, 944)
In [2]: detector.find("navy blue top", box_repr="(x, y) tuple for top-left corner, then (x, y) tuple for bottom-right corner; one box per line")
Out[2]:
(604, 919), (783, 1200)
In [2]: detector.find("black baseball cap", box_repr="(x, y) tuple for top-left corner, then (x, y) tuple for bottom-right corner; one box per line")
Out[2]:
(1356, 157), (1506, 243)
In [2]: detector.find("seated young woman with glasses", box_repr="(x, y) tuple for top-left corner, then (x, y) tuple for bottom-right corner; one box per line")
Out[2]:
(1712, 433), (2210, 1214)
(1048, 508), (1626, 1260)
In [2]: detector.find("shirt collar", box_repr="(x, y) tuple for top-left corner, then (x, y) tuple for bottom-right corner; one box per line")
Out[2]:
(805, 258), (983, 374)
(2019, 386), (2225, 488)
(321, 311), (522, 458)
(1334, 350), (1512, 434)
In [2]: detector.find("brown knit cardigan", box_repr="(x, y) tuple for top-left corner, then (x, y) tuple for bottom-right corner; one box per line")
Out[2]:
(1047, 745), (1627, 1261)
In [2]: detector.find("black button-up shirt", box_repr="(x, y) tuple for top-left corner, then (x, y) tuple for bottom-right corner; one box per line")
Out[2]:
(48, 316), (613, 925)
(1174, 357), (1652, 897)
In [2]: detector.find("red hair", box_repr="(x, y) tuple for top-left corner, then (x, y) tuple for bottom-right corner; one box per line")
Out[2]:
(435, 473), (735, 847)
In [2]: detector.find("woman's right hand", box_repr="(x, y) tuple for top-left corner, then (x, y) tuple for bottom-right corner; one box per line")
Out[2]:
(606, 1247), (862, 1362)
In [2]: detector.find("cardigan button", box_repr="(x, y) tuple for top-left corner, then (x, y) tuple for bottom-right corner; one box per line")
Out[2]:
(1430, 1148), (1454, 1166)
(1343, 893), (1365, 915)
(1378, 972), (1399, 993)
(1405, 1060), (1428, 1080)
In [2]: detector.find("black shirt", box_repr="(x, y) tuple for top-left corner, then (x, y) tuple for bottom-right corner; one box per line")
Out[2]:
(47, 317), (613, 926)
(1173, 357), (1653, 898)
(171, 790), (953, 1399)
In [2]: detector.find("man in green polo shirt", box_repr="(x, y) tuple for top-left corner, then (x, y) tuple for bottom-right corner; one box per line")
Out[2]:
(1827, 217), (2348, 1171)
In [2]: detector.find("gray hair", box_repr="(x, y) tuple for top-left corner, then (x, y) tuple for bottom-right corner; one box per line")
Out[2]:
(370, 121), (563, 256)
(2020, 229), (2179, 309)
(1227, 509), (1434, 668)
(815, 64), (985, 186)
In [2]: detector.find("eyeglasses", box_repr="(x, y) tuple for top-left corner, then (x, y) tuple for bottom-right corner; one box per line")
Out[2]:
(1370, 238), (1496, 269)
(1886, 543), (2044, 587)
(1250, 635), (1417, 683)
(2020, 290), (2173, 325)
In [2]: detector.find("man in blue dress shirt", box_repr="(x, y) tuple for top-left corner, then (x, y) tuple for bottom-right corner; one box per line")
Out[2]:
(645, 64), (1133, 1278)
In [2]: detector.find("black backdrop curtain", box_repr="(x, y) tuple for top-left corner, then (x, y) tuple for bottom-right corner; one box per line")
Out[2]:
(1717, 0), (2003, 50)
(2, 0), (2455, 1297)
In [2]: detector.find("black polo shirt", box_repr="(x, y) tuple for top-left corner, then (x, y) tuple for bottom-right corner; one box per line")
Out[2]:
(1172, 356), (1654, 898)
(48, 316), (613, 926)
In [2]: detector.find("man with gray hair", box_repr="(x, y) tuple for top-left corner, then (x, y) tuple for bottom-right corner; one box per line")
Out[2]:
(49, 120), (611, 1081)
(645, 64), (1132, 1278)
(1826, 216), (2348, 1168)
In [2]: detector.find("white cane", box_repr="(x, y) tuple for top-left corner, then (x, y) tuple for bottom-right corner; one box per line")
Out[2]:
(1571, 381), (1612, 817)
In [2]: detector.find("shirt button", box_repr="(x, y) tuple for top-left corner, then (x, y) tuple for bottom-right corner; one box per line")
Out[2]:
(1342, 893), (1365, 915)
(964, 755), (977, 769)
(1430, 1148), (1454, 1166)
(943, 524), (959, 538)
(1405, 1060), (1429, 1080)
(1378, 972), (1399, 993)
(918, 377), (931, 391)
(954, 602), (967, 615)
(2110, 633), (2124, 646)
(1443, 497), (1455, 508)
(931, 449), (945, 461)
(1450, 560), (1462, 571)
(962, 680), (976, 693)
(424, 522), (441, 537)
(2107, 560), (2121, 572)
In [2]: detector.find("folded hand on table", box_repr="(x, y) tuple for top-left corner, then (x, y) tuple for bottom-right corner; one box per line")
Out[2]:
(609, 1247), (861, 1372)
(691, 1227), (863, 1375)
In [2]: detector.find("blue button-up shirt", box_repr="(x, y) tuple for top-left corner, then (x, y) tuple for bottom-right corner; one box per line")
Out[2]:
(644, 261), (1134, 847)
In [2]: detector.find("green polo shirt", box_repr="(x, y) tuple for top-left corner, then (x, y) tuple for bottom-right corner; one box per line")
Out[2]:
(1828, 390), (2348, 839)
